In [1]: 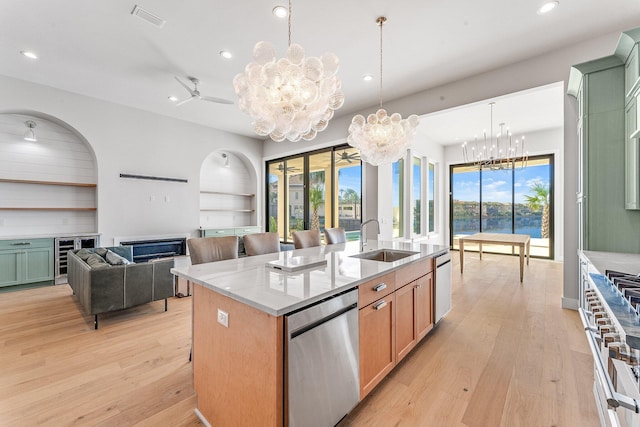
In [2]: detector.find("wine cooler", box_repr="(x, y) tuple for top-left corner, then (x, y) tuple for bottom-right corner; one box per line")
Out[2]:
(55, 235), (100, 283)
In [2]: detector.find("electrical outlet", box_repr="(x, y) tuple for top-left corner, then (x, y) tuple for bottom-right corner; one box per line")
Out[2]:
(217, 309), (229, 328)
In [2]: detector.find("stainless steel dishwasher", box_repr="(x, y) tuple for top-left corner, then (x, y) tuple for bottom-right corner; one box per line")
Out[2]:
(285, 288), (359, 427)
(434, 251), (452, 324)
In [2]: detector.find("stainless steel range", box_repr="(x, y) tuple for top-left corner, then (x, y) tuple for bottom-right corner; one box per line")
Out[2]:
(579, 251), (640, 427)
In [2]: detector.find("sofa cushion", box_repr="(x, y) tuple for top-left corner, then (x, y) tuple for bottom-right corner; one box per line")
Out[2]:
(85, 253), (110, 269)
(105, 249), (132, 265)
(75, 248), (94, 261)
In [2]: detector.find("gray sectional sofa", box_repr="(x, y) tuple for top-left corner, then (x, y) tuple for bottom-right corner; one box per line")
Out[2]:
(67, 246), (174, 329)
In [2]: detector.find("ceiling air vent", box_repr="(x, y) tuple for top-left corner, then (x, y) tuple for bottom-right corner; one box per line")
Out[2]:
(131, 5), (166, 28)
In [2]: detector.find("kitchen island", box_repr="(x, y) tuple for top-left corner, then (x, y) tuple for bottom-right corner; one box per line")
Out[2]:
(172, 240), (448, 427)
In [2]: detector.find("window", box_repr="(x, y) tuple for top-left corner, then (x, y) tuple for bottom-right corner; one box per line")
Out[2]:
(428, 162), (435, 233)
(266, 145), (362, 243)
(393, 153), (438, 240)
(450, 154), (554, 258)
(412, 156), (422, 235)
(392, 159), (404, 238)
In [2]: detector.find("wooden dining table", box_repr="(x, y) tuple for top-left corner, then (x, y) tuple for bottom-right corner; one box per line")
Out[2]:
(459, 232), (531, 282)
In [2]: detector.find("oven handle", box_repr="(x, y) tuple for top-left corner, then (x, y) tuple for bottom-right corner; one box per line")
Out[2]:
(579, 308), (640, 413)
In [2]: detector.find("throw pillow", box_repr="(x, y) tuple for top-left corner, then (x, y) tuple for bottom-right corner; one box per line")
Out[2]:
(75, 248), (93, 261)
(94, 247), (108, 258)
(85, 253), (110, 269)
(105, 249), (132, 265)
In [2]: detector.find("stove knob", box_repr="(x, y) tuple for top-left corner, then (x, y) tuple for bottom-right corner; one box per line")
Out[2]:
(594, 311), (608, 320)
(599, 324), (615, 335)
(609, 342), (629, 361)
(603, 333), (620, 347)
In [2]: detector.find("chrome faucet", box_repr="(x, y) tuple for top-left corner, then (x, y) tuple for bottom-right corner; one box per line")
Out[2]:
(360, 219), (380, 252)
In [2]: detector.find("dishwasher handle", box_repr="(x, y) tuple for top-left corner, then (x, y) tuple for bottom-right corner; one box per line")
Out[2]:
(289, 302), (357, 340)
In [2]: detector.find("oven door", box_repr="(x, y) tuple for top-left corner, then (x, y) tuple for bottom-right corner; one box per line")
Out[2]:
(579, 308), (639, 427)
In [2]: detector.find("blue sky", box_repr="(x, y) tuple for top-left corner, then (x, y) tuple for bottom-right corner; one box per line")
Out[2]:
(338, 165), (362, 194)
(453, 163), (550, 203)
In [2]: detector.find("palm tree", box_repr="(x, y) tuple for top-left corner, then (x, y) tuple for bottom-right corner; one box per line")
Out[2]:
(309, 184), (323, 230)
(524, 182), (550, 238)
(309, 171), (325, 230)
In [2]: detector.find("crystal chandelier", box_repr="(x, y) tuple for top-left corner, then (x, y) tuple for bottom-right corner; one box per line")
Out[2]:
(461, 102), (528, 170)
(347, 16), (419, 166)
(233, 0), (344, 142)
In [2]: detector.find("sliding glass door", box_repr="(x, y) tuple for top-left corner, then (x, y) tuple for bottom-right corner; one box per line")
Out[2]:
(450, 154), (553, 258)
(267, 145), (361, 244)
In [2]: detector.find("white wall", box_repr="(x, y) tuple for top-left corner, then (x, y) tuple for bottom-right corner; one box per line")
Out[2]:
(0, 113), (97, 237)
(0, 75), (263, 245)
(263, 30), (623, 308)
(444, 127), (564, 260)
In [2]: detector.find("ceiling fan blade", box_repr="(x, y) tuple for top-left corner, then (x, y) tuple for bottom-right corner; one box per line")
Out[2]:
(200, 95), (234, 105)
(174, 76), (195, 95)
(175, 95), (195, 106)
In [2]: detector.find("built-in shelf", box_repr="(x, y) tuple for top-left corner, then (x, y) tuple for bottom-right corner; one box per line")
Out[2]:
(0, 178), (98, 212)
(0, 207), (97, 211)
(0, 178), (96, 187)
(200, 190), (255, 197)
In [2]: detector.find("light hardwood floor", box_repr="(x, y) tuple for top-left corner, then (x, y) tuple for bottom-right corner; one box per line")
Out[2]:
(0, 253), (599, 426)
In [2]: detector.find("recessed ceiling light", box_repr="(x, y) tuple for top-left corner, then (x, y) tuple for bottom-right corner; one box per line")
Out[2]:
(168, 95), (179, 102)
(220, 50), (233, 59)
(272, 6), (288, 18)
(537, 1), (559, 14)
(363, 74), (374, 82)
(20, 50), (38, 60)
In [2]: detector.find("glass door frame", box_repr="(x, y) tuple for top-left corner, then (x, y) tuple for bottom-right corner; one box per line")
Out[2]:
(265, 144), (361, 244)
(449, 153), (554, 259)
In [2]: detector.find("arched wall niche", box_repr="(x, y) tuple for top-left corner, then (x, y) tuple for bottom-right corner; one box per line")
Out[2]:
(0, 111), (98, 237)
(198, 149), (259, 229)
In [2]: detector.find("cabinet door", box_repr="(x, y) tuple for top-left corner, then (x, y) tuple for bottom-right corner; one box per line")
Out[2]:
(395, 283), (417, 362)
(625, 43), (639, 103)
(0, 250), (21, 287)
(416, 273), (434, 341)
(359, 295), (395, 398)
(626, 97), (639, 210)
(23, 247), (54, 283)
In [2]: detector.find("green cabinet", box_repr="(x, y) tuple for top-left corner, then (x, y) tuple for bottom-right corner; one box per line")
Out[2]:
(0, 238), (54, 287)
(626, 96), (640, 209)
(199, 227), (261, 238)
(569, 59), (640, 253)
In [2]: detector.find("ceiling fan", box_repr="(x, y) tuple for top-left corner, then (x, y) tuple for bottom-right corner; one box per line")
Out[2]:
(276, 163), (299, 173)
(336, 150), (361, 164)
(173, 76), (233, 106)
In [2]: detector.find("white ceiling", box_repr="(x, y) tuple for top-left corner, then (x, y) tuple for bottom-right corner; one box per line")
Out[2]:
(1, 0), (639, 141)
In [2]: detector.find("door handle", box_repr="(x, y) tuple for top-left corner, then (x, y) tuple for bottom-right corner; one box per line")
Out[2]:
(373, 283), (387, 292)
(373, 300), (387, 310)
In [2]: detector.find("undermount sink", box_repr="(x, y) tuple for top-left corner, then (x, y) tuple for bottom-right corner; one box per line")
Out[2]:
(350, 249), (418, 263)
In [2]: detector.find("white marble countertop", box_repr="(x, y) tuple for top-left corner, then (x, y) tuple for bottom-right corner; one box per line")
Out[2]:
(582, 250), (640, 276)
(171, 240), (449, 316)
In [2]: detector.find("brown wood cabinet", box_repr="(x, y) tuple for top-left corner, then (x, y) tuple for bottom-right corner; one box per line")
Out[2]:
(416, 273), (434, 341)
(359, 294), (396, 398)
(395, 281), (417, 361)
(358, 259), (435, 399)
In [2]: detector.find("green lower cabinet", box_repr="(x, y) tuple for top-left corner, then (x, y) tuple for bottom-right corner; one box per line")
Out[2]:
(0, 250), (21, 286)
(0, 239), (54, 287)
(23, 247), (55, 283)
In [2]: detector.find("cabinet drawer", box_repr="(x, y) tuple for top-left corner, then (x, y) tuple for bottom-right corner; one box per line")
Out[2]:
(202, 228), (235, 237)
(234, 226), (261, 236)
(0, 238), (54, 250)
(358, 272), (395, 308)
(395, 259), (432, 285)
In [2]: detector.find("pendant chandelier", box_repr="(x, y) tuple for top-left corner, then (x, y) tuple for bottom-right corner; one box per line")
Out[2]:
(233, 0), (344, 142)
(347, 16), (419, 166)
(461, 102), (528, 170)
